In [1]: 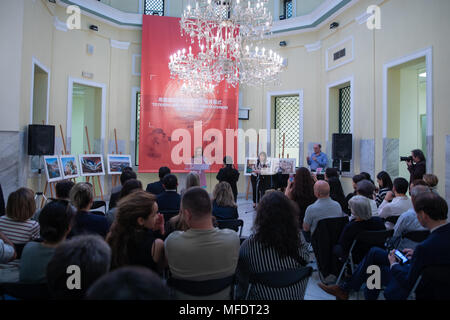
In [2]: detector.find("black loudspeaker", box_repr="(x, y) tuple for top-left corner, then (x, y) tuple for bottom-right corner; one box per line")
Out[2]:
(332, 133), (353, 160)
(28, 125), (55, 156)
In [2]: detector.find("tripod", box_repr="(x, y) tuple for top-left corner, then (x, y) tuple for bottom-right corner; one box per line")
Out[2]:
(34, 155), (47, 208)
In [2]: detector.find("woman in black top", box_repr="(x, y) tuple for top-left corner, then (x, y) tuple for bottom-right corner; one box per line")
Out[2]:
(285, 167), (316, 226)
(107, 191), (166, 274)
(212, 182), (239, 220)
(250, 152), (271, 208)
(216, 156), (240, 202)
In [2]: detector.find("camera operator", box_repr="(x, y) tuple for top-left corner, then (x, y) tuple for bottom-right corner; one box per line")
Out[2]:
(403, 149), (426, 184)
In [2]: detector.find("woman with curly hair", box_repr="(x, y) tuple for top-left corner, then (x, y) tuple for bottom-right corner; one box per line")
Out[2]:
(285, 167), (316, 226)
(106, 190), (166, 274)
(236, 191), (310, 300)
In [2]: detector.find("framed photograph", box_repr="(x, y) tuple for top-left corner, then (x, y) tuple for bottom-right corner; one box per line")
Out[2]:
(107, 154), (132, 175)
(244, 158), (257, 176)
(272, 158), (296, 175)
(79, 154), (105, 177)
(43, 156), (63, 182)
(59, 155), (79, 179)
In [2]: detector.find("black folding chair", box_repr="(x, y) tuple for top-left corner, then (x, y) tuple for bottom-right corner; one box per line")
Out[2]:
(0, 282), (50, 300)
(167, 275), (235, 299)
(244, 267), (313, 300)
(92, 200), (107, 215)
(336, 229), (394, 285)
(217, 219), (244, 237)
(160, 209), (180, 223)
(403, 230), (430, 243)
(384, 215), (400, 225)
(408, 265), (450, 300)
(89, 210), (105, 216)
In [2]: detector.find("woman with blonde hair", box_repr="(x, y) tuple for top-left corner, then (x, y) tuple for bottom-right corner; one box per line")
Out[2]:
(180, 172), (200, 197)
(212, 182), (238, 220)
(423, 174), (439, 195)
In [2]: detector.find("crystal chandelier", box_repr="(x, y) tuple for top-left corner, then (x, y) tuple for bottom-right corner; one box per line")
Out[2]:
(168, 0), (286, 94)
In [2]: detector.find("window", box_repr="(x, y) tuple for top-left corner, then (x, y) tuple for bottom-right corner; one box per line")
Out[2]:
(280, 0), (293, 20)
(338, 86), (351, 134)
(144, 0), (164, 16)
(135, 91), (141, 166)
(274, 95), (300, 166)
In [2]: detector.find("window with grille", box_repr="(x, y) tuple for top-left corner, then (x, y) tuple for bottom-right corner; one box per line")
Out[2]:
(338, 86), (351, 134)
(274, 96), (300, 165)
(285, 0), (293, 19)
(144, 0), (164, 16)
(135, 92), (141, 166)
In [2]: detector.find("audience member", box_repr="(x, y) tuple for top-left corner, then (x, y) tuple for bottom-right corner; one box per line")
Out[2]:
(106, 179), (142, 226)
(107, 191), (165, 273)
(360, 172), (375, 185)
(285, 167), (316, 226)
(327, 176), (347, 213)
(0, 183), (4, 217)
(109, 167), (136, 210)
(325, 168), (339, 180)
(356, 180), (378, 216)
(333, 196), (385, 264)
(392, 185), (430, 249)
(303, 181), (344, 235)
(156, 174), (181, 213)
(236, 191), (310, 300)
(378, 177), (412, 229)
(180, 172), (200, 197)
(20, 200), (74, 283)
(164, 187), (240, 299)
(33, 179), (74, 222)
(0, 188), (39, 252)
(343, 174), (368, 215)
(86, 266), (171, 300)
(375, 171), (393, 207)
(46, 235), (111, 300)
(0, 231), (15, 263)
(216, 156), (240, 202)
(406, 149), (426, 184)
(212, 182), (239, 220)
(319, 192), (450, 300)
(146, 166), (171, 195)
(423, 174), (439, 195)
(69, 182), (109, 238)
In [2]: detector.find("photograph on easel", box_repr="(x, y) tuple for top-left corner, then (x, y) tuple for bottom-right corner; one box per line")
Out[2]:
(43, 156), (63, 182)
(79, 154), (105, 177)
(272, 158), (296, 175)
(59, 155), (79, 179)
(107, 154), (132, 175)
(244, 158), (258, 176)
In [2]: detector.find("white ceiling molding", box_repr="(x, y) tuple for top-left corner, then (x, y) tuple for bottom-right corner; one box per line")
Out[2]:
(110, 39), (130, 50)
(53, 16), (68, 32)
(355, 11), (371, 25)
(305, 41), (322, 52)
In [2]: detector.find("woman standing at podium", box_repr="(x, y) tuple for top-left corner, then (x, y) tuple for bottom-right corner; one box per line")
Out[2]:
(191, 147), (210, 189)
(250, 152), (271, 208)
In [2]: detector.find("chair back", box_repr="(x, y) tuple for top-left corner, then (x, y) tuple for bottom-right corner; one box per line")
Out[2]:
(89, 210), (105, 216)
(385, 215), (400, 225)
(413, 265), (450, 300)
(167, 275), (234, 297)
(92, 200), (107, 214)
(0, 282), (50, 300)
(355, 229), (394, 248)
(403, 230), (430, 243)
(160, 209), (180, 223)
(217, 219), (244, 237)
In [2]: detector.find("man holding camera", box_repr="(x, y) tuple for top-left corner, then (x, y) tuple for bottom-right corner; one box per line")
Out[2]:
(403, 149), (426, 184)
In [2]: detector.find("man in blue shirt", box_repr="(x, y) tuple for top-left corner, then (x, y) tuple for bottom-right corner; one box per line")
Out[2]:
(307, 144), (328, 172)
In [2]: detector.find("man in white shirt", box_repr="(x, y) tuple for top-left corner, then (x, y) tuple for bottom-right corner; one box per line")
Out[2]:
(378, 177), (412, 229)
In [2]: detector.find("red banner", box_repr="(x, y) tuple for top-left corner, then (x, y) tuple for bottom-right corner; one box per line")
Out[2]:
(139, 15), (239, 173)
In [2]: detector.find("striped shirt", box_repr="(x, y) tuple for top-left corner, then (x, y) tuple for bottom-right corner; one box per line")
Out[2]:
(0, 216), (40, 245)
(375, 188), (391, 207)
(236, 235), (310, 300)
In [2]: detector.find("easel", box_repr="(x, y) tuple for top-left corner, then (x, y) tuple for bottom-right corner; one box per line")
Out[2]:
(84, 126), (104, 200)
(111, 128), (122, 188)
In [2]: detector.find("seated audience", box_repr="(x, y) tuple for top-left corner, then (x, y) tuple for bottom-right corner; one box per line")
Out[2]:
(0, 231), (15, 263)
(285, 167), (316, 226)
(378, 177), (412, 229)
(20, 200), (74, 283)
(46, 235), (111, 300)
(303, 181), (344, 235)
(164, 187), (240, 300)
(236, 191), (310, 300)
(392, 185), (430, 249)
(107, 191), (165, 274)
(212, 182), (239, 220)
(109, 167), (136, 210)
(69, 182), (109, 238)
(146, 166), (171, 195)
(216, 156), (240, 202)
(0, 188), (39, 252)
(180, 172), (200, 197)
(319, 192), (450, 300)
(375, 171), (393, 207)
(325, 168), (339, 180)
(86, 266), (171, 300)
(333, 196), (385, 264)
(0, 183), (4, 217)
(33, 179), (74, 222)
(423, 174), (439, 195)
(327, 176), (347, 213)
(156, 174), (181, 213)
(343, 174), (368, 215)
(356, 180), (378, 216)
(360, 172), (375, 185)
(106, 179), (142, 226)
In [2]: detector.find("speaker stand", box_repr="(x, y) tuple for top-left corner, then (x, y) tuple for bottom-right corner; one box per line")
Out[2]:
(34, 156), (48, 207)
